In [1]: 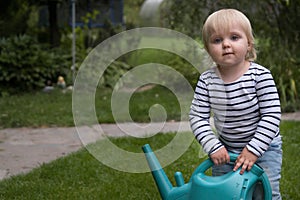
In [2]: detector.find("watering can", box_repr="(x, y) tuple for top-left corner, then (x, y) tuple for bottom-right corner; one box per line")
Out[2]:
(142, 144), (272, 200)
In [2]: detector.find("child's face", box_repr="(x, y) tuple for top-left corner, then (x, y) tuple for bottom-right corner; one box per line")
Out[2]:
(207, 23), (250, 68)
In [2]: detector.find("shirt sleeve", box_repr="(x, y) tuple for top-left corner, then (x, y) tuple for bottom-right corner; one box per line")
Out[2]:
(247, 70), (281, 157)
(189, 75), (224, 155)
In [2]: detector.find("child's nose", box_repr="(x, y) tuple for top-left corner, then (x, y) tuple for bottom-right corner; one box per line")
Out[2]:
(222, 39), (231, 48)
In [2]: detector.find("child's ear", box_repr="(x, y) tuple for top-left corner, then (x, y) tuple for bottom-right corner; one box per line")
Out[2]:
(247, 41), (252, 51)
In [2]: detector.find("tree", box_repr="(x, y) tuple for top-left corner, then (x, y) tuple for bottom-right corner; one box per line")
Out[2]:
(0, 0), (63, 47)
(46, 0), (61, 47)
(160, 0), (300, 52)
(0, 0), (33, 37)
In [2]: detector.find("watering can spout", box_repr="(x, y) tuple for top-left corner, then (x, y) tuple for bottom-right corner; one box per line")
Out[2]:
(142, 144), (173, 199)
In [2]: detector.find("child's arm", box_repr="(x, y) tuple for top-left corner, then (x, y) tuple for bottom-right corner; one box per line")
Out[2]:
(189, 75), (226, 163)
(247, 69), (281, 156)
(235, 68), (281, 174)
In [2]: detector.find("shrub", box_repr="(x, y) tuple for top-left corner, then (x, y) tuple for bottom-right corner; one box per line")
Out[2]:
(0, 35), (71, 95)
(256, 38), (300, 112)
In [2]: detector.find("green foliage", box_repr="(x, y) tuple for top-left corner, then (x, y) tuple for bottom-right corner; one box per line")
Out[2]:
(0, 0), (33, 37)
(166, 54), (201, 89)
(101, 61), (132, 89)
(160, 0), (208, 38)
(59, 9), (127, 89)
(0, 0), (152, 95)
(123, 0), (145, 28)
(0, 35), (71, 95)
(257, 38), (300, 112)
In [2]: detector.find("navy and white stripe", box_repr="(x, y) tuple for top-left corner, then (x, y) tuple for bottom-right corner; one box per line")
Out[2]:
(189, 63), (281, 157)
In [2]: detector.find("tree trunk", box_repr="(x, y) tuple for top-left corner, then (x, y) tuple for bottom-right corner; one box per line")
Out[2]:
(48, 0), (60, 47)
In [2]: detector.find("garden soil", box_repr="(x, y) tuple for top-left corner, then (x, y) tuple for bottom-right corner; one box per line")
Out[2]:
(0, 112), (299, 180)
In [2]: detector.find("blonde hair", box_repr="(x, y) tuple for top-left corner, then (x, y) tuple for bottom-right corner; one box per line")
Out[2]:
(202, 9), (257, 61)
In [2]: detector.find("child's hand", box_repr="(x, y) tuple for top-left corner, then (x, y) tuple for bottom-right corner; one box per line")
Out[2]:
(233, 147), (258, 174)
(210, 147), (230, 165)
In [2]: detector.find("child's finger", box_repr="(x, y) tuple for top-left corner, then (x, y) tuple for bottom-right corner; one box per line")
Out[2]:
(240, 160), (249, 174)
(233, 156), (244, 171)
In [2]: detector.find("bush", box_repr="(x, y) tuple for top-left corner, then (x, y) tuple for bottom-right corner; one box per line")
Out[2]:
(256, 38), (300, 112)
(0, 35), (71, 95)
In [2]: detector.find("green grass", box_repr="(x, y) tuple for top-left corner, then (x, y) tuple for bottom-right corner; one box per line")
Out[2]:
(0, 86), (189, 129)
(95, 85), (185, 123)
(0, 133), (201, 199)
(0, 121), (299, 199)
(0, 89), (74, 128)
(280, 121), (300, 200)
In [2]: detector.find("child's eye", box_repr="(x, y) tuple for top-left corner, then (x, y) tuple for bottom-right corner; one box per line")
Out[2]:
(231, 35), (240, 41)
(213, 38), (222, 44)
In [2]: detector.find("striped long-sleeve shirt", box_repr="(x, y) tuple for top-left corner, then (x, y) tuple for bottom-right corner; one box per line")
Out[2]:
(189, 62), (281, 157)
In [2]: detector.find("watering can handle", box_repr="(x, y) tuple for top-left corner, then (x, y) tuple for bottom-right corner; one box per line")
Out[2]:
(190, 153), (238, 177)
(191, 153), (272, 200)
(259, 172), (273, 200)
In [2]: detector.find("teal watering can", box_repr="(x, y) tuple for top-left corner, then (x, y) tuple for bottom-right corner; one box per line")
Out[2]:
(142, 144), (272, 200)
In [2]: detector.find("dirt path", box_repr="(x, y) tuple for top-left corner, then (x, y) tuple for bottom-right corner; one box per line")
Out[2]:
(0, 121), (190, 180)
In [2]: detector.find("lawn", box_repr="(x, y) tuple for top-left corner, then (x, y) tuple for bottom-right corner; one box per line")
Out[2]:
(0, 86), (188, 129)
(0, 121), (299, 199)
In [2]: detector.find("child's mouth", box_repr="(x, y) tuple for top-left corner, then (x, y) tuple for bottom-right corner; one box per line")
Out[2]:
(223, 52), (234, 56)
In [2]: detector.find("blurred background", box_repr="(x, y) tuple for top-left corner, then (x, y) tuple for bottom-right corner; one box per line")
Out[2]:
(0, 0), (299, 112)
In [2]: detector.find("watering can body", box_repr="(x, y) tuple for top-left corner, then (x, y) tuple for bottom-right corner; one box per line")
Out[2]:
(142, 144), (272, 200)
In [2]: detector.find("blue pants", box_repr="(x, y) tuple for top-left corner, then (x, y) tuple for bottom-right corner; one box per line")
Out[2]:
(212, 136), (282, 200)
